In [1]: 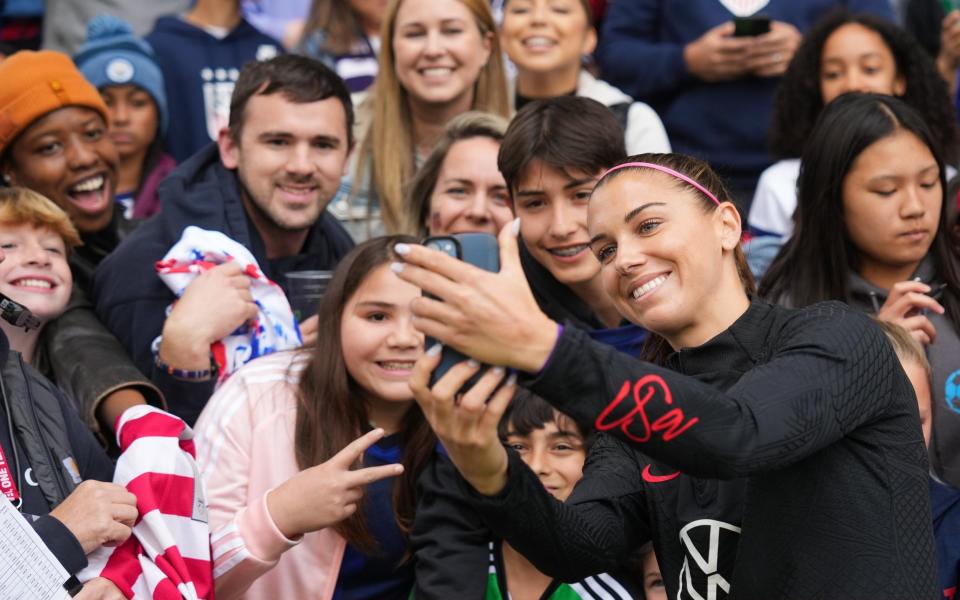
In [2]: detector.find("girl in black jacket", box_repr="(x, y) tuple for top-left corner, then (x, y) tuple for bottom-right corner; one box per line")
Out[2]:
(394, 152), (938, 599)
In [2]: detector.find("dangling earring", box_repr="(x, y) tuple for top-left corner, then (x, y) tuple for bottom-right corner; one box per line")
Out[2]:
(0, 173), (10, 186)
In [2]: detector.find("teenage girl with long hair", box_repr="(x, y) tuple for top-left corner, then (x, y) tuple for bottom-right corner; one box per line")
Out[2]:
(747, 10), (957, 276)
(194, 236), (436, 600)
(761, 92), (960, 487)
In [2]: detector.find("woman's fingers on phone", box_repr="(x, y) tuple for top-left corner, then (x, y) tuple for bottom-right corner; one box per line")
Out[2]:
(410, 346), (442, 394)
(393, 261), (460, 303)
(888, 280), (931, 300)
(459, 366), (508, 413)
(889, 291), (944, 318)
(411, 295), (466, 327)
(900, 314), (938, 345)
(431, 360), (482, 402)
(395, 242), (478, 284)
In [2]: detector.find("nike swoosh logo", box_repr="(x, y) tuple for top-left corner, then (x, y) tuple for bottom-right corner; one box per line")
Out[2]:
(642, 464), (681, 483)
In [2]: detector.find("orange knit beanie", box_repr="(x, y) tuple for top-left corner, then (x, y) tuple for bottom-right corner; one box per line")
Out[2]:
(0, 50), (109, 157)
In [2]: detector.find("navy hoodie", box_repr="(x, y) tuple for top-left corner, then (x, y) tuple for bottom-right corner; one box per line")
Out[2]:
(597, 0), (892, 191)
(92, 144), (355, 426)
(145, 16), (282, 162)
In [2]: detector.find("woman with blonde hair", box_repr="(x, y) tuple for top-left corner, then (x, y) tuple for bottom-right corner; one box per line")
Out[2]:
(336, 0), (509, 239)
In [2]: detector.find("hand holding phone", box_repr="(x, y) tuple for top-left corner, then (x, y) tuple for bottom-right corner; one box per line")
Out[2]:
(392, 221), (559, 374)
(876, 280), (946, 346)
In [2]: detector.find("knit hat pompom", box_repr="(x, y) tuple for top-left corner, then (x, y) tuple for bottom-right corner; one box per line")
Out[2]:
(86, 14), (135, 41)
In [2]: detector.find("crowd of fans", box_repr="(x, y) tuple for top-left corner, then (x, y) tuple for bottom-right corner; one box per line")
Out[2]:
(0, 0), (958, 598)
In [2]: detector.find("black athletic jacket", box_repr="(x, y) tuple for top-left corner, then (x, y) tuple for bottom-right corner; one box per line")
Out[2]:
(466, 299), (937, 599)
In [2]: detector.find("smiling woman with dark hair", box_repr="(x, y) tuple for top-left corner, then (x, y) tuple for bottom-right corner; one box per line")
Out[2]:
(0, 50), (162, 439)
(395, 148), (938, 598)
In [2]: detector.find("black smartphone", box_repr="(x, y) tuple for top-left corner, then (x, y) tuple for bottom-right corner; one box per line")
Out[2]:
(733, 16), (771, 37)
(422, 233), (500, 389)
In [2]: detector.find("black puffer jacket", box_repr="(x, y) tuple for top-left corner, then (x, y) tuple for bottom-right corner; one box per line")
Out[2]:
(0, 329), (114, 575)
(464, 300), (936, 599)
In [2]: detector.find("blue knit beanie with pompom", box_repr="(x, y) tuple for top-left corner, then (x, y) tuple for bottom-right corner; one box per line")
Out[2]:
(73, 15), (168, 137)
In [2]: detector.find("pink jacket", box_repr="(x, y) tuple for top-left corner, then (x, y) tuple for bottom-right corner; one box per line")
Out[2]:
(193, 351), (347, 600)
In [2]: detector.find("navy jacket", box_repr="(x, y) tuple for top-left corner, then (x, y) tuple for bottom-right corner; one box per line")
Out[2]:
(931, 476), (960, 600)
(92, 144), (355, 425)
(146, 16), (282, 162)
(597, 0), (892, 189)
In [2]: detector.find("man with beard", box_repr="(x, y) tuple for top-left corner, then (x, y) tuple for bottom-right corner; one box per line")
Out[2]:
(93, 55), (355, 425)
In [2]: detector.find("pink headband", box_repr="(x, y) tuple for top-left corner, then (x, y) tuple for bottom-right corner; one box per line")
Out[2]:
(600, 162), (721, 206)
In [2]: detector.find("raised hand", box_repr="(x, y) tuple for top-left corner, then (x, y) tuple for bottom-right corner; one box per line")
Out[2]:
(409, 347), (517, 496)
(876, 280), (945, 345)
(392, 219), (559, 373)
(266, 428), (404, 539)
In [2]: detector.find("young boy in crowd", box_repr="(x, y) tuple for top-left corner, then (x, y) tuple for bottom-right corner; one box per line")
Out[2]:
(415, 390), (642, 599)
(879, 320), (959, 600)
(145, 0), (282, 161)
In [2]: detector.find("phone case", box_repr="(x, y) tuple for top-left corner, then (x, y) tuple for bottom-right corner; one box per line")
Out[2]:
(422, 233), (500, 389)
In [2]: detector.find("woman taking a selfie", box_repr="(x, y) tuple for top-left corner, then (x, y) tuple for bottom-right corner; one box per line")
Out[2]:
(393, 152), (937, 598)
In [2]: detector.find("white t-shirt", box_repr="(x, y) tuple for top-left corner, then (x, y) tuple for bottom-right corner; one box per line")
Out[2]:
(747, 158), (801, 238)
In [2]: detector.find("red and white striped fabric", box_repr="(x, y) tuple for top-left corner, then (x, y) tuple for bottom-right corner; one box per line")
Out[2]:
(78, 405), (214, 599)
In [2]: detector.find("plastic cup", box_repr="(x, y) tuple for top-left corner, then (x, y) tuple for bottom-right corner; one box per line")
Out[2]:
(285, 270), (334, 322)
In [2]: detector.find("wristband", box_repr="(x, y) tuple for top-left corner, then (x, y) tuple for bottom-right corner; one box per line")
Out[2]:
(155, 355), (215, 381)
